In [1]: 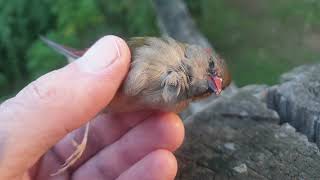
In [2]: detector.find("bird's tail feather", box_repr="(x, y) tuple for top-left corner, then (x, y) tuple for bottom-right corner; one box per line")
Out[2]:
(39, 36), (85, 63)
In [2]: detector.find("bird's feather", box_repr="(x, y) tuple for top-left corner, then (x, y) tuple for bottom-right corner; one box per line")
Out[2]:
(40, 36), (85, 62)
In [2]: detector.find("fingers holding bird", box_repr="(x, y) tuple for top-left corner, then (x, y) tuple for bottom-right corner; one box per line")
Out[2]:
(34, 111), (184, 178)
(51, 111), (153, 170)
(116, 149), (178, 180)
(72, 112), (184, 179)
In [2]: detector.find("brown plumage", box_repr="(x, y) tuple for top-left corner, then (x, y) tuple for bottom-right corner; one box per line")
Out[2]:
(41, 36), (231, 113)
(40, 36), (231, 175)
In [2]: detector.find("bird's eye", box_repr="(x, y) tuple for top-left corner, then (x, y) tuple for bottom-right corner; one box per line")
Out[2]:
(208, 56), (215, 75)
(209, 55), (215, 65)
(209, 61), (215, 68)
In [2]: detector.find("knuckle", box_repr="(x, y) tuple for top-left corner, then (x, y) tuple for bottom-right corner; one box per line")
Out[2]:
(24, 73), (68, 106)
(29, 80), (57, 102)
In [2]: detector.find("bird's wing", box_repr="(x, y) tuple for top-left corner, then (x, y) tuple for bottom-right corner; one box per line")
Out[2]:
(126, 37), (154, 51)
(127, 36), (184, 51)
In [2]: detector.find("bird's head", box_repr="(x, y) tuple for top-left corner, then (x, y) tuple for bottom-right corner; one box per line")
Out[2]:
(206, 48), (231, 95)
(181, 44), (231, 99)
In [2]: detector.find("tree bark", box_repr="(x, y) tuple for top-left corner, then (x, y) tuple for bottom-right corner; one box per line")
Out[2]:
(151, 0), (212, 48)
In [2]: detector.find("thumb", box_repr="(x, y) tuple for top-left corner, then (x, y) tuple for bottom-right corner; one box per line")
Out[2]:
(0, 35), (130, 178)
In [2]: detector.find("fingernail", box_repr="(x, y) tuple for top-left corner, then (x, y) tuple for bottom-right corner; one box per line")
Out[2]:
(76, 36), (120, 72)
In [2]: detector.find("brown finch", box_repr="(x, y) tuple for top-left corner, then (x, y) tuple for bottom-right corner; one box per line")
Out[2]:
(41, 36), (231, 175)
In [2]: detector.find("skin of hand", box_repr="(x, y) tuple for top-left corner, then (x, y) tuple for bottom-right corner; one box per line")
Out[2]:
(0, 36), (184, 180)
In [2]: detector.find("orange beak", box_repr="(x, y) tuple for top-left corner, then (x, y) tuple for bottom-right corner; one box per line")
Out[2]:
(208, 75), (223, 95)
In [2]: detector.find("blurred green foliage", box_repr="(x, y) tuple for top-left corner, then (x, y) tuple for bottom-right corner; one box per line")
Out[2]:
(187, 0), (320, 85)
(0, 0), (159, 99)
(0, 0), (56, 99)
(1, 0), (320, 100)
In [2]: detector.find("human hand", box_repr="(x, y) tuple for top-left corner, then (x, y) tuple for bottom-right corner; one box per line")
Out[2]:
(0, 36), (185, 180)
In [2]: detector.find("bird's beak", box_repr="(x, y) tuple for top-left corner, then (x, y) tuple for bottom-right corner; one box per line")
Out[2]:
(208, 75), (223, 95)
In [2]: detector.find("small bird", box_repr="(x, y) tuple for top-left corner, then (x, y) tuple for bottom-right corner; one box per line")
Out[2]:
(41, 36), (231, 175)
